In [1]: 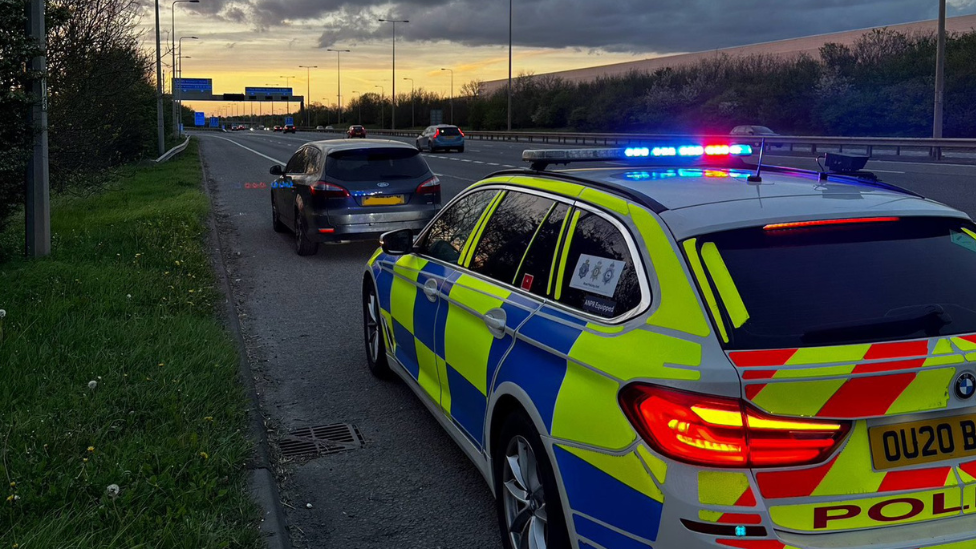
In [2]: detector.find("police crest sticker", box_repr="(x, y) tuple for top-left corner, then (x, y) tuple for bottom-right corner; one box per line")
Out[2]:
(570, 254), (624, 298)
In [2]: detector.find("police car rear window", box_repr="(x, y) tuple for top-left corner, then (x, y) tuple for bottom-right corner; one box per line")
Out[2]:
(693, 217), (976, 349)
(437, 127), (461, 136)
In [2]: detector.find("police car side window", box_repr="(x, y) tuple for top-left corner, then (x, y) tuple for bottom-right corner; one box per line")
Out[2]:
(469, 191), (556, 285)
(557, 211), (642, 319)
(514, 203), (570, 297)
(305, 148), (322, 175)
(417, 190), (499, 265)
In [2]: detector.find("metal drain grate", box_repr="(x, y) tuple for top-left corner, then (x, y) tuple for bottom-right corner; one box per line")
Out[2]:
(279, 423), (365, 459)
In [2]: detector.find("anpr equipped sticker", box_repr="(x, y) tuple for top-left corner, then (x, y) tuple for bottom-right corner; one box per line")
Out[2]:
(569, 254), (625, 298)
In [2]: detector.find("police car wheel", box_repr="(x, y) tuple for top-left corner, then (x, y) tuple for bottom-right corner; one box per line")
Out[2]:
(294, 209), (318, 256)
(363, 281), (391, 378)
(495, 412), (570, 549)
(271, 193), (287, 233)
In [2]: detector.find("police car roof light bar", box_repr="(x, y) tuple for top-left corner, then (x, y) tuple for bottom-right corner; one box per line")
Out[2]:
(523, 144), (753, 171)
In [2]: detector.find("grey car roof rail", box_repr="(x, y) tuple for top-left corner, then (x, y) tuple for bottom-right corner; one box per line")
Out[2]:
(483, 168), (669, 214)
(754, 164), (922, 198)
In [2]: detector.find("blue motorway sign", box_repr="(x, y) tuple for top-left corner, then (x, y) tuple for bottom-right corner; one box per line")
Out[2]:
(245, 87), (292, 96)
(194, 112), (205, 126)
(285, 117), (294, 126)
(210, 116), (218, 128)
(174, 78), (213, 94)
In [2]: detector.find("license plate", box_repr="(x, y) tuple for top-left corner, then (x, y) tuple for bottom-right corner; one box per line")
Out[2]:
(362, 195), (404, 206)
(869, 413), (976, 470)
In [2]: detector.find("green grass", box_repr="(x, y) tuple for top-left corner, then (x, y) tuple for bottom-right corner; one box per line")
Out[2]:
(0, 140), (261, 548)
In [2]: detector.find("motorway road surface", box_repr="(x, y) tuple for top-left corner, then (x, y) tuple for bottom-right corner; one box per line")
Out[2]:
(195, 130), (976, 548)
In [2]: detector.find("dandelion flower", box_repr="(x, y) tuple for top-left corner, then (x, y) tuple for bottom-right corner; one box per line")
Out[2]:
(8, 482), (14, 488)
(106, 484), (120, 499)
(83, 458), (88, 463)
(204, 416), (213, 422)
(0, 309), (6, 318)
(126, 294), (132, 299)
(88, 380), (97, 390)
(199, 452), (209, 460)
(87, 446), (94, 453)
(306, 503), (313, 509)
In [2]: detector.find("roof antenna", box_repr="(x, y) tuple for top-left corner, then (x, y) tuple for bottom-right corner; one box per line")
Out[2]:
(747, 138), (764, 183)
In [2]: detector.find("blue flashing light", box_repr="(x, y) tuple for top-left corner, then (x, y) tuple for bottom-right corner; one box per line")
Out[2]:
(624, 147), (650, 157)
(735, 525), (747, 537)
(652, 147), (677, 157)
(679, 145), (705, 157)
(729, 144), (753, 156)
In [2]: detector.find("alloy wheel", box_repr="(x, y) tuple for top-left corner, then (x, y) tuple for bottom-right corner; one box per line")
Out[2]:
(502, 436), (548, 549)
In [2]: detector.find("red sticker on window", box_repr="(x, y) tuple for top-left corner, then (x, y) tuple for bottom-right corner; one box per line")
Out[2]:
(521, 274), (534, 291)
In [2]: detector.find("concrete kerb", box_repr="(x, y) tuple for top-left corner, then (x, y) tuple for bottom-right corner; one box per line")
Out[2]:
(198, 149), (292, 549)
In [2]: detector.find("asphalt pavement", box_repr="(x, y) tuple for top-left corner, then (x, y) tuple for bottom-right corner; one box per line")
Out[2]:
(195, 129), (976, 548)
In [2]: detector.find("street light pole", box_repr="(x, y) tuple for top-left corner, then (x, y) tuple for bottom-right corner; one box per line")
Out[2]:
(26, 0), (50, 257)
(326, 48), (350, 125)
(171, 0), (198, 136)
(378, 18), (408, 131)
(403, 77), (414, 129)
(177, 36), (197, 130)
(508, 0), (513, 131)
(934, 0), (947, 139)
(375, 85), (385, 128)
(280, 75), (295, 122)
(441, 68), (454, 124)
(154, 0), (164, 156)
(298, 65), (317, 127)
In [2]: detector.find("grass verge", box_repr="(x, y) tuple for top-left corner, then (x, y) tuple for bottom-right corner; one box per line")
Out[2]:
(0, 139), (260, 548)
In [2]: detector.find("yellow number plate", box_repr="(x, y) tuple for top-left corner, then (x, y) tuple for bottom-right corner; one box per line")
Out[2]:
(362, 195), (405, 206)
(869, 413), (976, 470)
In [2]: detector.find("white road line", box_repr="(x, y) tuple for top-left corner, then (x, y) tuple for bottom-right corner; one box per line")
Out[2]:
(503, 165), (515, 168)
(210, 135), (287, 165)
(433, 173), (478, 182)
(460, 159), (471, 162)
(487, 163), (500, 166)
(868, 169), (906, 174)
(473, 161), (484, 164)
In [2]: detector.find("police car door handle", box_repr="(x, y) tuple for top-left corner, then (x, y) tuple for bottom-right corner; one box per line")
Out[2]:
(423, 278), (439, 302)
(484, 308), (507, 338)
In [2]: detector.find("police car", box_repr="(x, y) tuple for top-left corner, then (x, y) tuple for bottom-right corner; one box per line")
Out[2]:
(361, 144), (976, 549)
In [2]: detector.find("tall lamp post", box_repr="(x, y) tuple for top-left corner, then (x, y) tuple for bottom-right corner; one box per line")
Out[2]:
(374, 85), (385, 129)
(154, 0), (164, 155)
(934, 0), (947, 139)
(326, 48), (350, 125)
(403, 77), (415, 129)
(508, 0), (513, 131)
(441, 68), (454, 124)
(280, 75), (295, 121)
(171, 0), (199, 136)
(298, 65), (317, 127)
(378, 18), (408, 131)
(177, 36), (197, 130)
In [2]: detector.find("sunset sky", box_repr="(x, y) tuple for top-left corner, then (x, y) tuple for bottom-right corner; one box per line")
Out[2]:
(138, 0), (976, 117)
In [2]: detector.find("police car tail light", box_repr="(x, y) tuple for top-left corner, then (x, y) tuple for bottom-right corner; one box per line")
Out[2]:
(620, 384), (850, 468)
(416, 176), (440, 195)
(310, 181), (350, 198)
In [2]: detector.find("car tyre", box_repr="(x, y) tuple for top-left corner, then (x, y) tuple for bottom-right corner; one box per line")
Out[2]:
(428, 142), (436, 153)
(294, 208), (319, 256)
(271, 193), (287, 233)
(494, 411), (571, 549)
(363, 279), (392, 378)
(458, 146), (465, 153)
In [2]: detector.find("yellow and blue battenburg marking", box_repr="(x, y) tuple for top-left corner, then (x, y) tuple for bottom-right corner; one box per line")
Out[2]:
(368, 175), (722, 549)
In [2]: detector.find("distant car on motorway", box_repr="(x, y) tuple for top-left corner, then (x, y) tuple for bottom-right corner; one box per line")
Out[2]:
(730, 125), (778, 136)
(347, 125), (367, 138)
(269, 139), (441, 256)
(283, 125), (296, 134)
(315, 125), (325, 130)
(325, 125), (334, 130)
(362, 143), (976, 549)
(415, 124), (465, 153)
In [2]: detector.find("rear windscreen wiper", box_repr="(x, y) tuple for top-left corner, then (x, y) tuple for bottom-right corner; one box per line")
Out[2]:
(801, 305), (952, 345)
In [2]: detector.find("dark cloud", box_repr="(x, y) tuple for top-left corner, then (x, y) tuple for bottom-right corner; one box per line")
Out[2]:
(172, 0), (976, 53)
